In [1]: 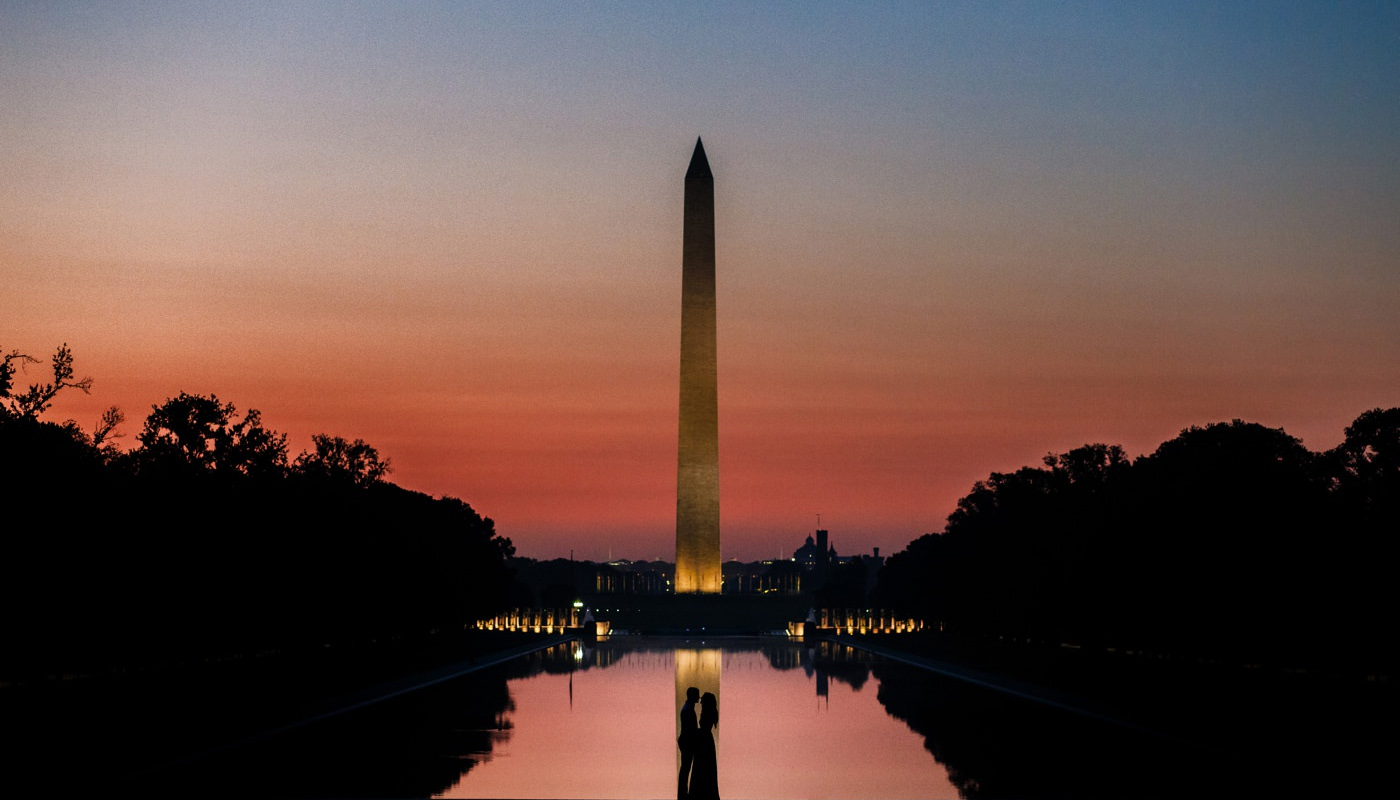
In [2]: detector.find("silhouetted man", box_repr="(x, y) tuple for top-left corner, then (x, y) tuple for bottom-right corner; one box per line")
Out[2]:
(677, 686), (701, 799)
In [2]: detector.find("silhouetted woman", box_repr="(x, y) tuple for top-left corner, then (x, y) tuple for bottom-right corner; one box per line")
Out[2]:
(687, 692), (719, 800)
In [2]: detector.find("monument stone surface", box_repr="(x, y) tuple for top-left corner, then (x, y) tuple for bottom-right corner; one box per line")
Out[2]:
(674, 138), (721, 594)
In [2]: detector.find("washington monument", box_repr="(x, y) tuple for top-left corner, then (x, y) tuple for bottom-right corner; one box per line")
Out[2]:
(675, 138), (721, 594)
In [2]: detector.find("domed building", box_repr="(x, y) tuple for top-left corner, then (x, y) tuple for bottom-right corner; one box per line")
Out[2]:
(794, 529), (836, 573)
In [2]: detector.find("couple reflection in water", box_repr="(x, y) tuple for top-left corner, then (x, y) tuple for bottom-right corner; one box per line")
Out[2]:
(677, 686), (719, 800)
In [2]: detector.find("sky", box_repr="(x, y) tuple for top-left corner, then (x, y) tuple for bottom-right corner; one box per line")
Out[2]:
(5, 2), (1398, 562)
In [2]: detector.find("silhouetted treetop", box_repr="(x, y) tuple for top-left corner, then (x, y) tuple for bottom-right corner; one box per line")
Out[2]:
(294, 433), (392, 487)
(135, 392), (287, 476)
(1333, 407), (1400, 498)
(1339, 407), (1400, 468)
(2, 342), (124, 452)
(1041, 443), (1128, 488)
(1321, 407), (1400, 547)
(1, 343), (91, 419)
(1142, 419), (1316, 479)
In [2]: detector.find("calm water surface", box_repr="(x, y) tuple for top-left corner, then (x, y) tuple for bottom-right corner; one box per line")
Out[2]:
(440, 638), (958, 799)
(157, 637), (1231, 799)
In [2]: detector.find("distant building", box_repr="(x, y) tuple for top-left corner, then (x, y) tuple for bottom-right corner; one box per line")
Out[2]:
(529, 526), (884, 600)
(600, 559), (673, 595)
(724, 558), (803, 595)
(791, 529), (886, 603)
(794, 528), (837, 572)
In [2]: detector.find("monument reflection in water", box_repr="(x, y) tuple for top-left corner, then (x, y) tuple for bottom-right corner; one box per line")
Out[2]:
(675, 646), (722, 768)
(439, 638), (957, 800)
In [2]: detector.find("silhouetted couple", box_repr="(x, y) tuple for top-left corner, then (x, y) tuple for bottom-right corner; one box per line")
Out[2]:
(678, 686), (719, 800)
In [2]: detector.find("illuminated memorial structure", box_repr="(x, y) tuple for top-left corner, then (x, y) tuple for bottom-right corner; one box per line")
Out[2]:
(674, 138), (722, 594)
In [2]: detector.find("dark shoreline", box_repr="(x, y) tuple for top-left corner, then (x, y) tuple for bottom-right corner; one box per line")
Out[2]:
(8, 628), (1394, 798)
(834, 629), (1395, 798)
(0, 629), (567, 795)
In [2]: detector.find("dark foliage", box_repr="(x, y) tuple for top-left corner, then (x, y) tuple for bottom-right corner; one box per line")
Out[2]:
(874, 414), (1398, 674)
(131, 392), (288, 477)
(1, 361), (515, 682)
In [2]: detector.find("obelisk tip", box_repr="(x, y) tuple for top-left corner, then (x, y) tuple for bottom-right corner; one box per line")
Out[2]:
(686, 137), (711, 180)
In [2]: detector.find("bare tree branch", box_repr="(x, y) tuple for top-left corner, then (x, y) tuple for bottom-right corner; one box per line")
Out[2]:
(93, 405), (125, 447)
(3, 344), (92, 418)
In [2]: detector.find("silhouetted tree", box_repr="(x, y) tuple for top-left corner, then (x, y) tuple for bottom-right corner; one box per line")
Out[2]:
(873, 421), (1390, 670)
(1, 344), (129, 677)
(1320, 407), (1400, 670)
(1, 343), (91, 418)
(293, 433), (392, 486)
(872, 532), (946, 622)
(1129, 420), (1329, 659)
(812, 560), (872, 607)
(2, 342), (121, 450)
(923, 444), (1133, 641)
(134, 392), (287, 477)
(1331, 407), (1400, 522)
(2, 354), (517, 680)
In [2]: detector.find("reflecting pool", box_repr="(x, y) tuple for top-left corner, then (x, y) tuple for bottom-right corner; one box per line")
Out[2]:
(151, 636), (1236, 799)
(439, 638), (958, 799)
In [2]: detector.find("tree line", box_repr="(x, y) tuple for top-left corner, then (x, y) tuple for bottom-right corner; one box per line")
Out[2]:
(874, 410), (1398, 674)
(2, 343), (515, 681)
